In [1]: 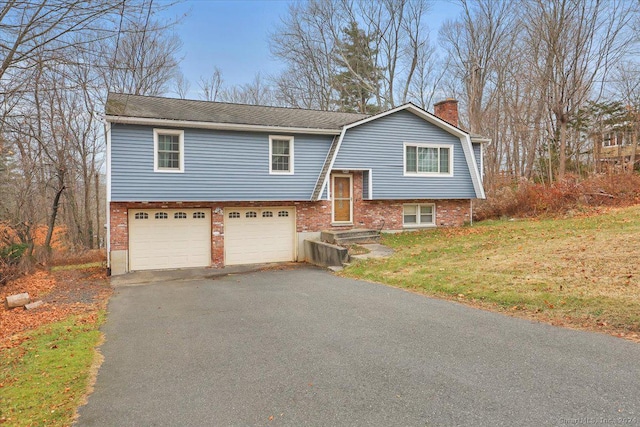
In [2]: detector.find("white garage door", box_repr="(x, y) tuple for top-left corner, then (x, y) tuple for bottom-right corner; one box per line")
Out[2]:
(224, 207), (295, 266)
(128, 209), (211, 271)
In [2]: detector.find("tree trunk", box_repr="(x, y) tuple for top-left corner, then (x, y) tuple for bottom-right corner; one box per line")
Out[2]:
(95, 172), (101, 248)
(84, 169), (93, 249)
(558, 116), (567, 180)
(630, 128), (638, 173)
(44, 182), (65, 253)
(594, 134), (601, 173)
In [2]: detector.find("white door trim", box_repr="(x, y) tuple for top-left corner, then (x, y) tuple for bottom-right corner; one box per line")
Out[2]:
(331, 173), (353, 224)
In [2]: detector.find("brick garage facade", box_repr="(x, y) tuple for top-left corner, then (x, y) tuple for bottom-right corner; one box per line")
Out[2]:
(110, 171), (472, 269)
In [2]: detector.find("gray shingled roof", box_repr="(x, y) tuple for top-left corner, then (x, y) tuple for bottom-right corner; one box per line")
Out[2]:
(105, 93), (369, 130)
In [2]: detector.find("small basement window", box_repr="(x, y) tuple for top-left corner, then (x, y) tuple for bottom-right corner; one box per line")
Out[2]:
(403, 204), (435, 227)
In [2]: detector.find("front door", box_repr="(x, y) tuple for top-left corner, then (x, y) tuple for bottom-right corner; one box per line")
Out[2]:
(332, 174), (352, 223)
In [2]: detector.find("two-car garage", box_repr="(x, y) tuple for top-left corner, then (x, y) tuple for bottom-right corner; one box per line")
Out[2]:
(127, 207), (296, 271)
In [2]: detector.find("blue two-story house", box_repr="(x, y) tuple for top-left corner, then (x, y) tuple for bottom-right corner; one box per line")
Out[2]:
(105, 93), (487, 274)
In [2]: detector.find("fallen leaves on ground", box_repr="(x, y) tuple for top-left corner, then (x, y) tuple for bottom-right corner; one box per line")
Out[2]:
(0, 267), (111, 349)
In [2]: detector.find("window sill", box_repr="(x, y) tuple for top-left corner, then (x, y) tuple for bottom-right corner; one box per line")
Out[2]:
(331, 222), (353, 227)
(403, 172), (453, 177)
(154, 168), (184, 173)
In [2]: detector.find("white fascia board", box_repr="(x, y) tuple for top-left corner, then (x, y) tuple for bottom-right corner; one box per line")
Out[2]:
(318, 127), (347, 201)
(104, 115), (341, 135)
(462, 134), (486, 199)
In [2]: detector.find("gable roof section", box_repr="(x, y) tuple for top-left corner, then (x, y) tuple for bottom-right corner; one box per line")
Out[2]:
(316, 103), (486, 200)
(105, 93), (368, 134)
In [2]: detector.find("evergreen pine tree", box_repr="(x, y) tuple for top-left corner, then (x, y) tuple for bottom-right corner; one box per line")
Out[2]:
(332, 21), (383, 114)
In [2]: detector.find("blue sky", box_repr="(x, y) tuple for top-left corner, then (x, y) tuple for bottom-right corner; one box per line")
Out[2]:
(159, 0), (460, 98)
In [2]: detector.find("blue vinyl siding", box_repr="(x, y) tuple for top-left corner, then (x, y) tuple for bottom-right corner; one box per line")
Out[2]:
(473, 143), (482, 178)
(110, 124), (332, 201)
(333, 110), (477, 199)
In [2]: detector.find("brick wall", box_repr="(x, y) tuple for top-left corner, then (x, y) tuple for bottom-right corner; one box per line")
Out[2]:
(109, 176), (471, 268)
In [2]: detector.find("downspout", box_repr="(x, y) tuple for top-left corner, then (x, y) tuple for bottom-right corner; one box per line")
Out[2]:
(470, 199), (473, 226)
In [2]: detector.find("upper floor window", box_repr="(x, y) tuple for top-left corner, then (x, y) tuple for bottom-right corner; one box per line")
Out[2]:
(154, 129), (184, 173)
(404, 143), (452, 176)
(269, 135), (294, 174)
(603, 132), (627, 147)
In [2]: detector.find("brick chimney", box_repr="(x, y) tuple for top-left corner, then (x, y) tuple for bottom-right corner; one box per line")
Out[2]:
(434, 98), (459, 128)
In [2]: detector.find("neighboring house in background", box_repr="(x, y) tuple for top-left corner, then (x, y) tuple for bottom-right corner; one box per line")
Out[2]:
(105, 93), (488, 275)
(592, 105), (639, 172)
(593, 127), (639, 171)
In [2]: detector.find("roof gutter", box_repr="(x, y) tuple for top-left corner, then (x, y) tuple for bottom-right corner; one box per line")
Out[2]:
(470, 136), (492, 145)
(104, 115), (342, 135)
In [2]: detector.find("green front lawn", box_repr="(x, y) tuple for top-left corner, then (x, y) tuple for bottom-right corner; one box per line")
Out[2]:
(342, 205), (640, 338)
(0, 313), (105, 426)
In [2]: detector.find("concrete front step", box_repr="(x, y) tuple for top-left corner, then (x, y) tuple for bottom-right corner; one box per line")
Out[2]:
(331, 235), (381, 245)
(321, 229), (381, 245)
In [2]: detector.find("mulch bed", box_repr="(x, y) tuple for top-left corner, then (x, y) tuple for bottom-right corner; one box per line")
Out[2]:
(0, 267), (112, 350)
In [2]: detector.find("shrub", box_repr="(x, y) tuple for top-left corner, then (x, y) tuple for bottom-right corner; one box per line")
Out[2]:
(0, 243), (29, 264)
(475, 173), (640, 220)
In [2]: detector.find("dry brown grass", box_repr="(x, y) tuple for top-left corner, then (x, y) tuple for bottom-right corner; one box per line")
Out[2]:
(343, 205), (640, 341)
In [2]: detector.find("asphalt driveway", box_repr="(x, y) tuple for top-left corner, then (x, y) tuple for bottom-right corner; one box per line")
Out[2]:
(77, 265), (640, 426)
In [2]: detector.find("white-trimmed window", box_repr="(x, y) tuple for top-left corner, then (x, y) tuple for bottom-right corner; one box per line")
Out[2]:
(403, 204), (435, 227)
(154, 129), (184, 172)
(269, 135), (294, 174)
(603, 132), (627, 147)
(404, 143), (452, 175)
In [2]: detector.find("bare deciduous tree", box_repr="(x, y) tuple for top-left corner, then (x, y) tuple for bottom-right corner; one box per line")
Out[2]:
(523, 0), (637, 179)
(173, 71), (191, 99)
(220, 73), (278, 106)
(0, 0), (125, 82)
(198, 68), (223, 102)
(0, 1), (182, 261)
(103, 19), (182, 96)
